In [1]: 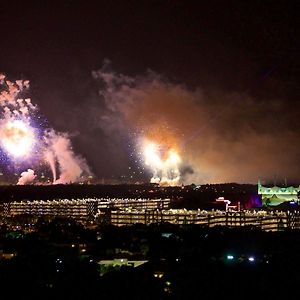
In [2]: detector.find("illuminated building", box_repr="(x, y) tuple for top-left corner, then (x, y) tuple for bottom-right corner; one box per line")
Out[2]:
(97, 198), (170, 210)
(109, 208), (292, 231)
(3, 198), (170, 220)
(4, 197), (300, 231)
(258, 180), (300, 206)
(6, 199), (97, 220)
(98, 259), (148, 276)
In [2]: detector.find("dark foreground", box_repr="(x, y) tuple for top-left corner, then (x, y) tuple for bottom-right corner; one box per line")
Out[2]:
(1, 218), (300, 299)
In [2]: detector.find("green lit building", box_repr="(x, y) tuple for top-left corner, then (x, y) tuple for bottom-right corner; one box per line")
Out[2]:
(258, 180), (300, 206)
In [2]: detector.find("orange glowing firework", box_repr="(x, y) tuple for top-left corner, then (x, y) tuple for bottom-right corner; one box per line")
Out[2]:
(142, 138), (181, 186)
(0, 120), (35, 158)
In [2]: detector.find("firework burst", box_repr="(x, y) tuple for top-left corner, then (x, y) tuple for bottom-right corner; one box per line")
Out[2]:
(0, 73), (90, 184)
(0, 119), (35, 158)
(142, 138), (181, 186)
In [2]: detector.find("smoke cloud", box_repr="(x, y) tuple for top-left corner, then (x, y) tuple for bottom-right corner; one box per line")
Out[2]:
(93, 62), (300, 184)
(45, 131), (91, 184)
(17, 169), (36, 185)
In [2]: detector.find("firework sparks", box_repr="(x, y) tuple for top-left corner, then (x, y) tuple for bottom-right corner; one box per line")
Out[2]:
(0, 73), (90, 184)
(143, 139), (181, 186)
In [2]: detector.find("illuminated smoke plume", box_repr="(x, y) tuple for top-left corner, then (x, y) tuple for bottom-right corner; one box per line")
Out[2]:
(44, 150), (57, 182)
(93, 61), (300, 184)
(0, 73), (91, 184)
(45, 131), (90, 184)
(17, 169), (36, 185)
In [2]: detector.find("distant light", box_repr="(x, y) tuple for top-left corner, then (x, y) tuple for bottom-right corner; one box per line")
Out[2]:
(154, 272), (164, 279)
(227, 255), (234, 260)
(248, 256), (255, 262)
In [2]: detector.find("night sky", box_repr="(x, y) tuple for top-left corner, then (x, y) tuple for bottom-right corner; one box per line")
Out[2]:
(0, 1), (299, 184)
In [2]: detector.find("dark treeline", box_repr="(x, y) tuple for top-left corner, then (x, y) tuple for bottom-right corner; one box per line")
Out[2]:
(0, 183), (257, 208)
(0, 184), (147, 202)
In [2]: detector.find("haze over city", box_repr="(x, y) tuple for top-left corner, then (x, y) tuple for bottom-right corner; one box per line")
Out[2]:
(0, 1), (298, 185)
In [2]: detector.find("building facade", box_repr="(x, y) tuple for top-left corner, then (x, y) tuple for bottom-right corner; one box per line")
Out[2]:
(258, 180), (300, 206)
(3, 198), (170, 220)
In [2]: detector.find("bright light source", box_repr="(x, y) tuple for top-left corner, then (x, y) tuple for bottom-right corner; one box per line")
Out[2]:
(0, 120), (35, 158)
(142, 139), (181, 186)
(248, 256), (255, 262)
(227, 255), (234, 260)
(154, 272), (164, 279)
